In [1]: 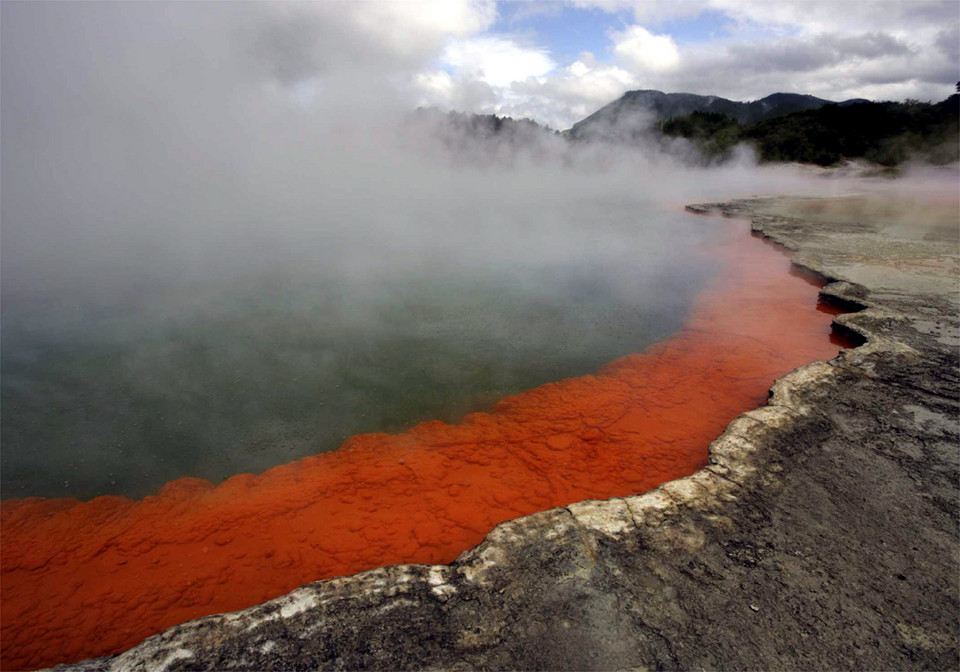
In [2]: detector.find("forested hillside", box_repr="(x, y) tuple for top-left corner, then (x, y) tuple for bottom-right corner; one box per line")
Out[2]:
(661, 95), (959, 166)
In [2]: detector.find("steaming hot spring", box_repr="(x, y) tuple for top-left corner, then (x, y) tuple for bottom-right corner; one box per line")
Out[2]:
(1, 187), (853, 668)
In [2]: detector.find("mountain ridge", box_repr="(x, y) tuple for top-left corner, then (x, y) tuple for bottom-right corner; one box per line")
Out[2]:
(567, 89), (869, 139)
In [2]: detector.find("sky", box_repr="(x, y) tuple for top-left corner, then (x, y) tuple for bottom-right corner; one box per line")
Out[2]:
(417, 0), (959, 128)
(248, 0), (960, 130)
(2, 1), (958, 131)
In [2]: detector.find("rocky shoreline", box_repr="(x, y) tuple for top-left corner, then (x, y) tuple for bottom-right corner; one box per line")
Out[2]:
(56, 196), (959, 671)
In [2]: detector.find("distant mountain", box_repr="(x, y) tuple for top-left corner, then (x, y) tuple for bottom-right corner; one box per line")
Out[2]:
(566, 89), (869, 140)
(660, 94), (959, 166)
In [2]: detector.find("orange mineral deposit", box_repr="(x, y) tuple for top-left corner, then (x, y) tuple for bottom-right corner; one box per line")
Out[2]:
(1, 222), (852, 670)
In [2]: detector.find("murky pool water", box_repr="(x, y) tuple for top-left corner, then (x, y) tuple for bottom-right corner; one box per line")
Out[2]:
(1, 216), (852, 670)
(1, 204), (717, 499)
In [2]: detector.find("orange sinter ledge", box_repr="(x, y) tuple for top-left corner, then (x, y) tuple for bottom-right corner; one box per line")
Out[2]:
(0, 221), (851, 670)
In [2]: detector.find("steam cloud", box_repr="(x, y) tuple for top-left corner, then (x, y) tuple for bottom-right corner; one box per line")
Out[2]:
(2, 6), (956, 668)
(0, 2), (823, 307)
(0, 2), (907, 499)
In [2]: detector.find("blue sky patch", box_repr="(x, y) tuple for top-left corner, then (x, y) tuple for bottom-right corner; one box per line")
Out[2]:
(492, 4), (632, 65)
(661, 9), (733, 45)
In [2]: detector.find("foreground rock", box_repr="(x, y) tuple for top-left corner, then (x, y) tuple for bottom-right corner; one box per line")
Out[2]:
(58, 196), (959, 671)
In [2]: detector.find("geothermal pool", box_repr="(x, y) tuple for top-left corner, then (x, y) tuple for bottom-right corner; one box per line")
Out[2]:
(1, 214), (851, 670)
(2, 203), (714, 501)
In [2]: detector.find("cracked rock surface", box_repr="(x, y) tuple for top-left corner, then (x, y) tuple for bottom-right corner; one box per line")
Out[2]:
(58, 196), (959, 672)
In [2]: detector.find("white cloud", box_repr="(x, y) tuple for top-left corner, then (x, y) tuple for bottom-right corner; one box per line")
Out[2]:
(549, 52), (639, 97)
(556, 1), (956, 111)
(414, 35), (564, 125)
(250, 0), (498, 87)
(610, 25), (955, 104)
(252, 0), (956, 129)
(612, 25), (681, 72)
(571, 0), (957, 36)
(415, 67), (500, 112)
(348, 0), (499, 57)
(441, 36), (556, 87)
(512, 54), (638, 124)
(711, 0), (957, 36)
(417, 70), (455, 98)
(571, 0), (709, 25)
(416, 47), (638, 130)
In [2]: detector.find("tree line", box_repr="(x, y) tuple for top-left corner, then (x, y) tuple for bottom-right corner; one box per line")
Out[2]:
(660, 95), (959, 166)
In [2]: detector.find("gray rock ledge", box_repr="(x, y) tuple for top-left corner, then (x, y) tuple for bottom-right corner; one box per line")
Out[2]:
(58, 197), (959, 671)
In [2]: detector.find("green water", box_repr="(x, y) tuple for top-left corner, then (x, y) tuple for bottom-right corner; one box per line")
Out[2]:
(1, 211), (718, 500)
